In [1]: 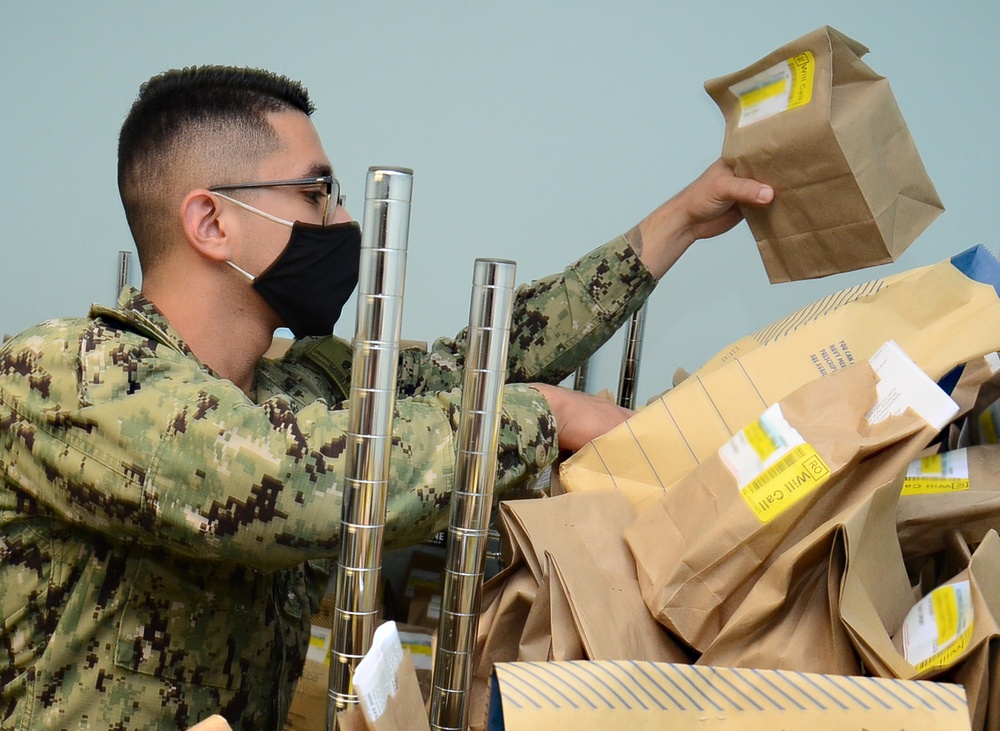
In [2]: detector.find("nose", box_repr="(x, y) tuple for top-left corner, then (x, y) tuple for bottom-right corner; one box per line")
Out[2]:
(330, 202), (352, 224)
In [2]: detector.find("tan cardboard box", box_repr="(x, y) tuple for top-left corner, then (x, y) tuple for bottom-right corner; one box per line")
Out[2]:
(403, 547), (446, 631)
(488, 661), (970, 730)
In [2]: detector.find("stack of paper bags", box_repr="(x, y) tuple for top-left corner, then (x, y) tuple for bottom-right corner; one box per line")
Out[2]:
(468, 492), (688, 730)
(472, 246), (1000, 730)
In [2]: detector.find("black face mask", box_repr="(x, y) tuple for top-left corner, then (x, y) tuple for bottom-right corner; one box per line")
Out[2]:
(246, 221), (361, 338)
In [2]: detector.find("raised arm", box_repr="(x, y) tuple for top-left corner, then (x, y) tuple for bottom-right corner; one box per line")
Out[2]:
(626, 158), (774, 278)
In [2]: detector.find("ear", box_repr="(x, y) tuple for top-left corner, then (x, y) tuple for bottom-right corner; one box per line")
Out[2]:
(180, 189), (233, 263)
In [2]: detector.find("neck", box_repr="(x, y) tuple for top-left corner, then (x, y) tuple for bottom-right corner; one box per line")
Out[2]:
(141, 267), (276, 396)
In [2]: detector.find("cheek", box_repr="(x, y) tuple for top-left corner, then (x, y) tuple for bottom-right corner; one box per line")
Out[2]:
(259, 235), (291, 271)
(241, 225), (290, 274)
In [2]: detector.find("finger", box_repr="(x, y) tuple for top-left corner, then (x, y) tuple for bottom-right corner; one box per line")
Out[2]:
(186, 716), (233, 731)
(720, 175), (773, 207)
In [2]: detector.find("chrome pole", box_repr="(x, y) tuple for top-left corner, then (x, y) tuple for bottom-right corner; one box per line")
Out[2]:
(117, 250), (131, 297)
(572, 359), (591, 392)
(616, 304), (647, 409)
(328, 167), (413, 727)
(429, 258), (517, 731)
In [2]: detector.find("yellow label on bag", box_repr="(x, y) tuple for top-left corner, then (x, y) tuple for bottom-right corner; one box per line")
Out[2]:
(934, 587), (960, 646)
(902, 450), (971, 495)
(740, 443), (831, 523)
(916, 624), (973, 672)
(719, 404), (831, 523)
(902, 581), (974, 673)
(980, 406), (999, 444)
(731, 51), (815, 127)
(785, 52), (815, 110)
(903, 478), (971, 495)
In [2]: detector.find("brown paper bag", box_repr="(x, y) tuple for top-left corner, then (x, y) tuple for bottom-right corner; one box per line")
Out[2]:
(698, 529), (856, 673)
(561, 249), (1000, 511)
(334, 709), (368, 731)
(970, 384), (1000, 446)
(514, 558), (586, 663)
(705, 26), (943, 283)
(897, 445), (1000, 567)
(697, 477), (906, 675)
(360, 653), (428, 731)
(938, 355), (1000, 450)
(949, 639), (1000, 731)
(944, 355), (1000, 420)
(494, 492), (686, 662)
(905, 535), (1000, 731)
(866, 530), (1000, 731)
(470, 564), (537, 731)
(469, 493), (687, 730)
(515, 566), (554, 662)
(351, 622), (431, 731)
(626, 343), (955, 652)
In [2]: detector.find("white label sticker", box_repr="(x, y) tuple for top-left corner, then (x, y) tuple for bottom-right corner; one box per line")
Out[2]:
(729, 52), (815, 127)
(866, 341), (959, 430)
(905, 450), (970, 480)
(719, 403), (804, 489)
(719, 403), (832, 523)
(902, 449), (971, 495)
(353, 622), (404, 721)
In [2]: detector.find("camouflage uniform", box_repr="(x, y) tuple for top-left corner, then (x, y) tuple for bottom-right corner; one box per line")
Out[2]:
(0, 236), (654, 730)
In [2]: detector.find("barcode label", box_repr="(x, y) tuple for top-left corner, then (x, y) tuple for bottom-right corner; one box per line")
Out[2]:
(740, 443), (831, 523)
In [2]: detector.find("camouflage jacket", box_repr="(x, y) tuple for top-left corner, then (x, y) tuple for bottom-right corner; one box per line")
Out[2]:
(0, 236), (654, 731)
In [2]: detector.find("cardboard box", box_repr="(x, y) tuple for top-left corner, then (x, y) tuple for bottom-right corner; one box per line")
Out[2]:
(403, 547), (446, 630)
(284, 596), (335, 731)
(487, 661), (971, 730)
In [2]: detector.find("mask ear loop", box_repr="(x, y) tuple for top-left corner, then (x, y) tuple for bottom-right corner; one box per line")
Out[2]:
(214, 191), (296, 282)
(213, 191), (295, 227)
(225, 260), (256, 282)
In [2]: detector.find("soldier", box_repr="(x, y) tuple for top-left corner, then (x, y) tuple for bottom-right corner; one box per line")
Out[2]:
(0, 65), (772, 730)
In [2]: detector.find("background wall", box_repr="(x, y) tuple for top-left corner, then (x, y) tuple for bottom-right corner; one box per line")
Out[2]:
(2, 2), (996, 405)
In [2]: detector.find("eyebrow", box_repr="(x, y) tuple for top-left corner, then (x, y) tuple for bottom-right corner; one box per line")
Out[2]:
(304, 162), (334, 179)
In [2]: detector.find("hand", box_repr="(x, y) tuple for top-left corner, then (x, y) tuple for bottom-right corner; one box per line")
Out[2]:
(185, 716), (233, 731)
(530, 383), (634, 452)
(627, 159), (774, 278)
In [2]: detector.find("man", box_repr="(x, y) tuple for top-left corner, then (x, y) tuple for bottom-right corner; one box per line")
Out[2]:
(0, 66), (772, 730)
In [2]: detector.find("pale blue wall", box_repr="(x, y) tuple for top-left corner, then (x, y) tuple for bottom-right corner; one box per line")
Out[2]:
(2, 2), (996, 404)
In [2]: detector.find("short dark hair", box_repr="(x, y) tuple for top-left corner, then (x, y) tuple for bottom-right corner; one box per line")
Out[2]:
(118, 65), (315, 272)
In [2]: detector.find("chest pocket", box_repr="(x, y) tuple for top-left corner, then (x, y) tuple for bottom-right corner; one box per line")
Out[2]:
(114, 551), (276, 690)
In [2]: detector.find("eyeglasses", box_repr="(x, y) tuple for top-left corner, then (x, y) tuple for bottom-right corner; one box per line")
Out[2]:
(209, 175), (342, 225)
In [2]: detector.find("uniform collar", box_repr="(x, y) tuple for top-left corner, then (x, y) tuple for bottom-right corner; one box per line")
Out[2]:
(88, 286), (196, 360)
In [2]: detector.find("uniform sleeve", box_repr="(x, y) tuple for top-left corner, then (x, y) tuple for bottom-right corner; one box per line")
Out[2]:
(0, 322), (555, 572)
(396, 235), (657, 395)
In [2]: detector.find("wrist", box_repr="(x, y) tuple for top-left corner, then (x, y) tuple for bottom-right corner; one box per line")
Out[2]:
(632, 197), (696, 279)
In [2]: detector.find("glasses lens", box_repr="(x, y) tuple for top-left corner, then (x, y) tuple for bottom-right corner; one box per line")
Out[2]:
(331, 179), (343, 224)
(323, 179), (336, 225)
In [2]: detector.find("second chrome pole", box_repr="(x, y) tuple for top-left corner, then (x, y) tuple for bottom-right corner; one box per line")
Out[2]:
(429, 258), (517, 731)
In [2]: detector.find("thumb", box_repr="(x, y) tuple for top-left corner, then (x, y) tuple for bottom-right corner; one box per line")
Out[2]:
(725, 175), (774, 207)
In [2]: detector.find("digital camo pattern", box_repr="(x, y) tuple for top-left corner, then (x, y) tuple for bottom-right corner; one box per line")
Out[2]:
(395, 236), (655, 394)
(0, 235), (653, 730)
